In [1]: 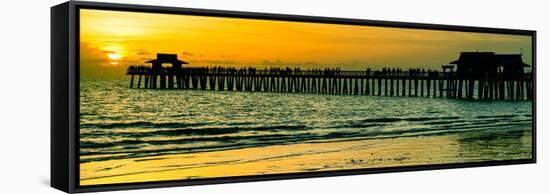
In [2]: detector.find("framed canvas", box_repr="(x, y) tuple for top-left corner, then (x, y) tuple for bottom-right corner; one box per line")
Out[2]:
(51, 1), (536, 193)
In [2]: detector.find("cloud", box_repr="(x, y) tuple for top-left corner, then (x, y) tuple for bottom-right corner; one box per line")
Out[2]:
(137, 50), (150, 55)
(80, 43), (109, 65)
(219, 55), (226, 58)
(261, 59), (284, 65)
(80, 42), (131, 78)
(188, 59), (237, 64)
(181, 51), (194, 56)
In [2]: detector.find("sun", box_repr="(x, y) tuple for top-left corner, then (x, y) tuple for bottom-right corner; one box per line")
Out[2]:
(107, 52), (122, 65)
(107, 53), (121, 60)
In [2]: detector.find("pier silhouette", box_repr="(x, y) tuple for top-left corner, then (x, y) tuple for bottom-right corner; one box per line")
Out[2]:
(126, 53), (533, 100)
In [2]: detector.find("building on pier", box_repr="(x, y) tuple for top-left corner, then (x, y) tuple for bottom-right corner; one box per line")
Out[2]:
(497, 54), (530, 79)
(449, 52), (529, 79)
(146, 53), (188, 72)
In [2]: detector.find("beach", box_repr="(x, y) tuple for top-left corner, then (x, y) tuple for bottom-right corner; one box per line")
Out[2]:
(80, 128), (531, 186)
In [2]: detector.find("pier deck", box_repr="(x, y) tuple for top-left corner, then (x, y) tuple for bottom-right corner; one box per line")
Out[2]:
(126, 66), (533, 100)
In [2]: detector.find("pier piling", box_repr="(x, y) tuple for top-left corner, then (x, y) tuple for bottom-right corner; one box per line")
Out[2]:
(126, 65), (532, 101)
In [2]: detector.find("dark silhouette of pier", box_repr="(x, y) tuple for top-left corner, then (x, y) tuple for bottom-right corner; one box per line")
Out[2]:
(126, 53), (533, 101)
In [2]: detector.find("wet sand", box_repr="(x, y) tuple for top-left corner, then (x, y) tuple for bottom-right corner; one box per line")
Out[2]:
(80, 129), (532, 186)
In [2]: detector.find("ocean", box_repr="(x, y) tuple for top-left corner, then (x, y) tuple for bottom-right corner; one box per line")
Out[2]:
(79, 78), (533, 164)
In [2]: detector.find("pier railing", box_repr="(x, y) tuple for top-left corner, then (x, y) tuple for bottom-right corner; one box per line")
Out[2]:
(126, 66), (533, 101)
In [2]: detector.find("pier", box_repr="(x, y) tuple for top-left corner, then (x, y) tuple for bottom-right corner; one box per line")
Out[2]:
(126, 53), (533, 101)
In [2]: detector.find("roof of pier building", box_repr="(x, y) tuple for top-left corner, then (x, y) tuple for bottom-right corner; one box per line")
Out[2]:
(146, 53), (188, 65)
(450, 52), (529, 71)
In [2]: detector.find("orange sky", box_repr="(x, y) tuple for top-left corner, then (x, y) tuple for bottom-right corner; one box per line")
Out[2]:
(80, 9), (532, 78)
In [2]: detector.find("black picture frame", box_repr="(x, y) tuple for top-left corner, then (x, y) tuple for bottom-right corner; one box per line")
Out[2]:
(51, 1), (536, 193)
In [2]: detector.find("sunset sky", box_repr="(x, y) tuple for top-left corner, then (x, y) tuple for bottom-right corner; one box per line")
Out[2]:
(80, 9), (532, 78)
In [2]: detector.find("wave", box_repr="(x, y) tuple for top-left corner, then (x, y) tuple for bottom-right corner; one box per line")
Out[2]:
(81, 116), (530, 148)
(476, 115), (517, 119)
(359, 116), (462, 123)
(80, 118), (531, 162)
(140, 125), (307, 136)
(80, 124), (309, 139)
(80, 121), (208, 129)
